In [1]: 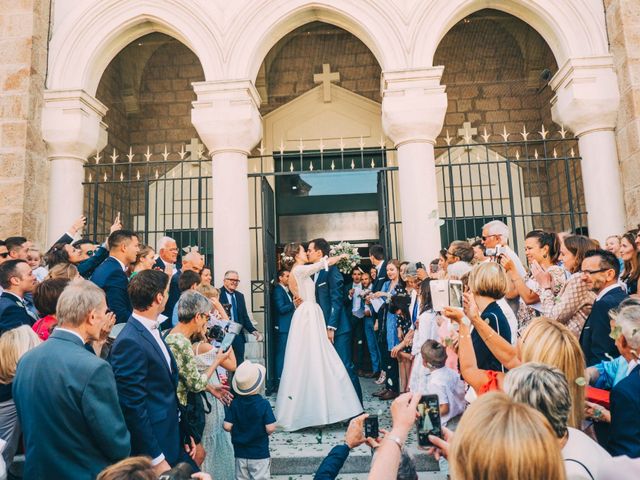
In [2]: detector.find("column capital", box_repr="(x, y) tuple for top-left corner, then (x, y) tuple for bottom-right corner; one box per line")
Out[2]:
(550, 56), (620, 137)
(42, 89), (108, 160)
(191, 80), (263, 155)
(381, 67), (448, 146)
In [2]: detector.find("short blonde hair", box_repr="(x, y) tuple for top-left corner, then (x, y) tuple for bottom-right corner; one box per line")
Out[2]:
(520, 318), (585, 428)
(0, 326), (41, 383)
(46, 262), (79, 281)
(468, 262), (508, 299)
(450, 392), (566, 480)
(196, 283), (219, 300)
(97, 456), (156, 480)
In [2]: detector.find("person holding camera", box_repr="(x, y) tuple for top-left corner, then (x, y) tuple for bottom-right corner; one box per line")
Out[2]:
(165, 291), (236, 467)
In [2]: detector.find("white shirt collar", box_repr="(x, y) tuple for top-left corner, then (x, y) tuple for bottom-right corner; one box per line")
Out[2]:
(596, 283), (621, 301)
(376, 262), (383, 274)
(55, 327), (86, 344)
(628, 359), (639, 375)
(110, 256), (127, 272)
(3, 290), (23, 301)
(132, 312), (161, 330)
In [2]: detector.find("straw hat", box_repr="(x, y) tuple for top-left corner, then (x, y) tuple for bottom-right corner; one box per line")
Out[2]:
(232, 360), (266, 396)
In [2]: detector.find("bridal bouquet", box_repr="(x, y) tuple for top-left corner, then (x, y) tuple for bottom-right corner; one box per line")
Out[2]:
(330, 241), (361, 274)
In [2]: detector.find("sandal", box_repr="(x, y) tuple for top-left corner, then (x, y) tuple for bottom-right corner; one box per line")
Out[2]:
(375, 371), (386, 385)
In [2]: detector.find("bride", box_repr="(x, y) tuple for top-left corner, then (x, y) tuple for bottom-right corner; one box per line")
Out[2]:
(275, 242), (363, 431)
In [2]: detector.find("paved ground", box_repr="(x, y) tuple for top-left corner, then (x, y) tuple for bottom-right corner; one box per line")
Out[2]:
(267, 377), (443, 478)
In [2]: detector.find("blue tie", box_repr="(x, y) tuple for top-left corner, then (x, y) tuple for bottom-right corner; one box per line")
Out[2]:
(230, 292), (238, 321)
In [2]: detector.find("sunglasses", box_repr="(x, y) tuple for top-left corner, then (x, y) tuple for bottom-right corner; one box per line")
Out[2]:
(481, 235), (498, 241)
(0, 252), (8, 258)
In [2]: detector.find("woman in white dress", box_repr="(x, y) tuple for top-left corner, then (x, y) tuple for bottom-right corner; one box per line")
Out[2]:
(275, 242), (362, 431)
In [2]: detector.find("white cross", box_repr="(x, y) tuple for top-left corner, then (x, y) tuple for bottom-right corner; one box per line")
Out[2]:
(458, 122), (477, 143)
(313, 63), (340, 103)
(186, 138), (204, 160)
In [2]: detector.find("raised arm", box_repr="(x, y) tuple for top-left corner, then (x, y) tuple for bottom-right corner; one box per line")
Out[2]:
(442, 307), (493, 393)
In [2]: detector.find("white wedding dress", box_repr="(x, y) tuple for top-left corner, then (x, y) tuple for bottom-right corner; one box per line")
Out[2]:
(275, 259), (362, 431)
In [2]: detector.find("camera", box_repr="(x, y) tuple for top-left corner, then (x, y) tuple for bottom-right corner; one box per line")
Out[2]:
(417, 394), (442, 447)
(207, 324), (226, 343)
(485, 245), (507, 258)
(158, 463), (194, 480)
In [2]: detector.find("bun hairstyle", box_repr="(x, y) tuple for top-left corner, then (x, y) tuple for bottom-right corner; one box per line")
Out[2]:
(281, 242), (302, 271)
(526, 230), (561, 263)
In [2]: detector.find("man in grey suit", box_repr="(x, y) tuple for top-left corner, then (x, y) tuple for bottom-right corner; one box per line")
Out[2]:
(13, 280), (130, 480)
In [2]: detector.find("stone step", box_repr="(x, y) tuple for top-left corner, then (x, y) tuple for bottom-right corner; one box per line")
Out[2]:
(271, 443), (439, 476)
(272, 471), (447, 479)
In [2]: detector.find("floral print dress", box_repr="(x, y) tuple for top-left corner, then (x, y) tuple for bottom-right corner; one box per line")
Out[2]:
(516, 265), (566, 336)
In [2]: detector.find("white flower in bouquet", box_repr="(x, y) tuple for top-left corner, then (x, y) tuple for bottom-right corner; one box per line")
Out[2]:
(329, 241), (362, 274)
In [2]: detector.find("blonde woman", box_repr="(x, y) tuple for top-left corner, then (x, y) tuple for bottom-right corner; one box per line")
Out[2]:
(369, 392), (566, 480)
(0, 326), (41, 470)
(448, 392), (566, 480)
(444, 301), (586, 428)
(129, 245), (156, 279)
(45, 262), (79, 281)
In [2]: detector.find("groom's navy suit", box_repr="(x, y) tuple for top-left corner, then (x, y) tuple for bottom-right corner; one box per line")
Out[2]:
(315, 265), (363, 403)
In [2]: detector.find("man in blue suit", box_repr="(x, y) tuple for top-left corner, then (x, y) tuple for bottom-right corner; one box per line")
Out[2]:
(272, 269), (295, 381)
(0, 259), (37, 335)
(109, 269), (194, 474)
(91, 230), (140, 324)
(219, 270), (262, 362)
(606, 301), (640, 458)
(580, 249), (628, 366)
(13, 280), (130, 479)
(308, 238), (363, 403)
(154, 236), (181, 319)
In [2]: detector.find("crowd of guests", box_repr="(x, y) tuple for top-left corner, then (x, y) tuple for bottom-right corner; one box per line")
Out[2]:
(0, 216), (264, 479)
(1, 215), (640, 479)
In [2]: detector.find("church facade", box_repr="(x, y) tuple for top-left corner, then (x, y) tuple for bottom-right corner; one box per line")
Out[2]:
(1, 0), (639, 318)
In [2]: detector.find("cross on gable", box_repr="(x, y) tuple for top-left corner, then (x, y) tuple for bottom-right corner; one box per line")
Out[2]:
(313, 63), (340, 103)
(186, 138), (204, 160)
(458, 122), (478, 143)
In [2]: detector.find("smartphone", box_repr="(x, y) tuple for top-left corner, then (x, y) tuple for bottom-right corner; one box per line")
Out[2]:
(416, 394), (442, 447)
(430, 280), (463, 312)
(448, 280), (464, 309)
(364, 415), (379, 439)
(219, 321), (243, 352)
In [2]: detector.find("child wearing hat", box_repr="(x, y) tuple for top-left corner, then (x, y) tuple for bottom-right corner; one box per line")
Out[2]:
(224, 360), (276, 480)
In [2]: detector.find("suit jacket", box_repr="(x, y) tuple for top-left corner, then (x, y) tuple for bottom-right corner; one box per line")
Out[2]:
(315, 265), (351, 334)
(90, 257), (132, 324)
(272, 284), (295, 334)
(155, 258), (181, 319)
(371, 261), (388, 293)
(580, 286), (627, 366)
(78, 245), (109, 279)
(608, 364), (640, 458)
(13, 329), (130, 479)
(0, 292), (34, 335)
(219, 288), (256, 336)
(314, 444), (350, 479)
(109, 316), (182, 464)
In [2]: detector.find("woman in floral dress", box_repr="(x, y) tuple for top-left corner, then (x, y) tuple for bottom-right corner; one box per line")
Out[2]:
(501, 230), (566, 336)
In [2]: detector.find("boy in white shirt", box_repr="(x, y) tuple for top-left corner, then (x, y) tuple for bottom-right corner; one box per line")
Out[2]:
(419, 339), (466, 426)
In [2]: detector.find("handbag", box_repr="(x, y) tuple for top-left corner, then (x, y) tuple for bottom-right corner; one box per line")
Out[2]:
(178, 390), (211, 444)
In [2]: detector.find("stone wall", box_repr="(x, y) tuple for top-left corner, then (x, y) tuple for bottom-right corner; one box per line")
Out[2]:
(261, 21), (381, 115)
(0, 0), (50, 246)
(606, 0), (640, 229)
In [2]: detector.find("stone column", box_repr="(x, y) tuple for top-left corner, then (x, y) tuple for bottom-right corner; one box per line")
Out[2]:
(191, 80), (262, 301)
(42, 90), (108, 246)
(550, 56), (626, 243)
(381, 68), (448, 261)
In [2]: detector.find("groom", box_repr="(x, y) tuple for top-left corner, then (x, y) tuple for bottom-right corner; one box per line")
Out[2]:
(307, 238), (363, 404)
